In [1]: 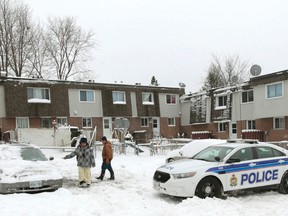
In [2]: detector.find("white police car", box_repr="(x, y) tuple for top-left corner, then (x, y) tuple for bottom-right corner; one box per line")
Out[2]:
(153, 140), (288, 198)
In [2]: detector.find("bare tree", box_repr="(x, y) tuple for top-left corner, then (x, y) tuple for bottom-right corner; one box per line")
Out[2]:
(45, 16), (95, 80)
(27, 23), (50, 78)
(202, 54), (249, 90)
(0, 0), (12, 72)
(0, 0), (34, 77)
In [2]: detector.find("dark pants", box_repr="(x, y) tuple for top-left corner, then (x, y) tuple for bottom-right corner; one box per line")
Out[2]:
(101, 159), (114, 176)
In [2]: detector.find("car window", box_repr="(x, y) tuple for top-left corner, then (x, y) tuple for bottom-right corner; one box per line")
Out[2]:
(20, 148), (48, 161)
(272, 148), (286, 157)
(229, 147), (253, 162)
(193, 146), (234, 162)
(256, 146), (285, 159)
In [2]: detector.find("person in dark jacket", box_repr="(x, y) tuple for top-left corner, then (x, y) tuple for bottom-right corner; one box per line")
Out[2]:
(96, 136), (114, 180)
(63, 137), (95, 187)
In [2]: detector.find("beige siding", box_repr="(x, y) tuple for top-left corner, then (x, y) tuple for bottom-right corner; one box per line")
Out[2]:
(68, 89), (103, 117)
(130, 92), (137, 117)
(253, 80), (288, 118)
(159, 93), (180, 117)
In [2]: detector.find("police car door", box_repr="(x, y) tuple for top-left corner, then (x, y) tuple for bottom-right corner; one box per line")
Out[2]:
(224, 147), (256, 191)
(225, 146), (284, 191)
(250, 146), (285, 187)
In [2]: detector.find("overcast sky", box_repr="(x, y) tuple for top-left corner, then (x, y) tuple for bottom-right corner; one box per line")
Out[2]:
(26, 0), (288, 92)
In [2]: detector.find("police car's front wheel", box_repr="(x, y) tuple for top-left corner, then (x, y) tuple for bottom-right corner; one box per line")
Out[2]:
(196, 177), (223, 199)
(278, 171), (288, 194)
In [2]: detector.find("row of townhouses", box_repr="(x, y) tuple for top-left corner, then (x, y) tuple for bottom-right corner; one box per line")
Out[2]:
(0, 69), (288, 143)
(180, 69), (288, 142)
(0, 75), (184, 143)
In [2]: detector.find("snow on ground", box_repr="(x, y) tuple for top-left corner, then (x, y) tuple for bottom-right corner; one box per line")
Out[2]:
(1, 146), (288, 216)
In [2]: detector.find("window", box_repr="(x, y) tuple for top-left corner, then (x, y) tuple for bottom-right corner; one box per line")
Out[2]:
(27, 87), (50, 103)
(41, 117), (52, 128)
(267, 82), (283, 98)
(218, 123), (225, 132)
(140, 118), (149, 127)
(104, 119), (110, 129)
(167, 118), (175, 126)
(80, 90), (94, 102)
(166, 94), (177, 104)
(274, 117), (285, 129)
(247, 120), (256, 129)
(16, 117), (29, 128)
(112, 91), (126, 104)
(255, 147), (285, 159)
(216, 95), (227, 107)
(57, 117), (67, 126)
(230, 148), (253, 161)
(242, 90), (254, 103)
(82, 117), (92, 128)
(142, 92), (154, 105)
(231, 123), (237, 134)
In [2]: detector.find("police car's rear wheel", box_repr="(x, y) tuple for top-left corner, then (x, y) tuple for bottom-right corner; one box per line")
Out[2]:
(278, 171), (288, 194)
(196, 177), (222, 198)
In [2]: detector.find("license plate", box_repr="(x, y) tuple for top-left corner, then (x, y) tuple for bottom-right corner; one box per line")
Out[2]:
(153, 181), (160, 189)
(29, 180), (42, 188)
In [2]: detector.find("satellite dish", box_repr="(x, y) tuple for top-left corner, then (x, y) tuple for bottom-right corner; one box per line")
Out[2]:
(250, 64), (262, 76)
(179, 82), (186, 88)
(231, 75), (238, 83)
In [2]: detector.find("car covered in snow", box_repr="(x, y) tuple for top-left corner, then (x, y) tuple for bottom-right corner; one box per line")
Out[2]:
(165, 139), (227, 163)
(0, 143), (63, 194)
(153, 140), (288, 198)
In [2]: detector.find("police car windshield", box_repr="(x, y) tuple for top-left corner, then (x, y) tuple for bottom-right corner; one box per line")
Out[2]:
(192, 146), (234, 162)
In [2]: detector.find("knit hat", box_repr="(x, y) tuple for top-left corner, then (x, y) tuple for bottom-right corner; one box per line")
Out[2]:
(80, 137), (88, 143)
(101, 136), (107, 141)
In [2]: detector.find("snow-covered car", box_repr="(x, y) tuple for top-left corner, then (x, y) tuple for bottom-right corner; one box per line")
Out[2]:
(153, 140), (288, 198)
(0, 143), (63, 194)
(165, 139), (227, 163)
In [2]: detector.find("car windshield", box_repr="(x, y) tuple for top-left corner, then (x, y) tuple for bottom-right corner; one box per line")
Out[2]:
(192, 146), (234, 162)
(20, 147), (48, 161)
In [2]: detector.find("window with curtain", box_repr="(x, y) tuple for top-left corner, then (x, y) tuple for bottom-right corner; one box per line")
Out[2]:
(142, 92), (154, 105)
(112, 91), (126, 104)
(167, 118), (175, 126)
(27, 88), (50, 103)
(57, 117), (67, 126)
(166, 94), (176, 104)
(267, 82), (282, 98)
(80, 90), (94, 102)
(16, 117), (29, 128)
(82, 117), (92, 128)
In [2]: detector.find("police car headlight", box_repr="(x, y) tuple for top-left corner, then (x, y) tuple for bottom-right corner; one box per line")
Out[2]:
(172, 172), (197, 179)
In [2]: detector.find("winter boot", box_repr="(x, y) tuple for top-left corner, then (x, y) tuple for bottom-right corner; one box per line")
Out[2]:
(109, 172), (115, 180)
(96, 172), (105, 180)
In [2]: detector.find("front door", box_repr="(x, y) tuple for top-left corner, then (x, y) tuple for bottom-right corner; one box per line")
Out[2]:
(103, 117), (112, 139)
(230, 122), (237, 139)
(152, 117), (160, 138)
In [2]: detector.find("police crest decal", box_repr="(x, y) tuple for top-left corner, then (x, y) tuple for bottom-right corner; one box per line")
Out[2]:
(230, 174), (238, 187)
